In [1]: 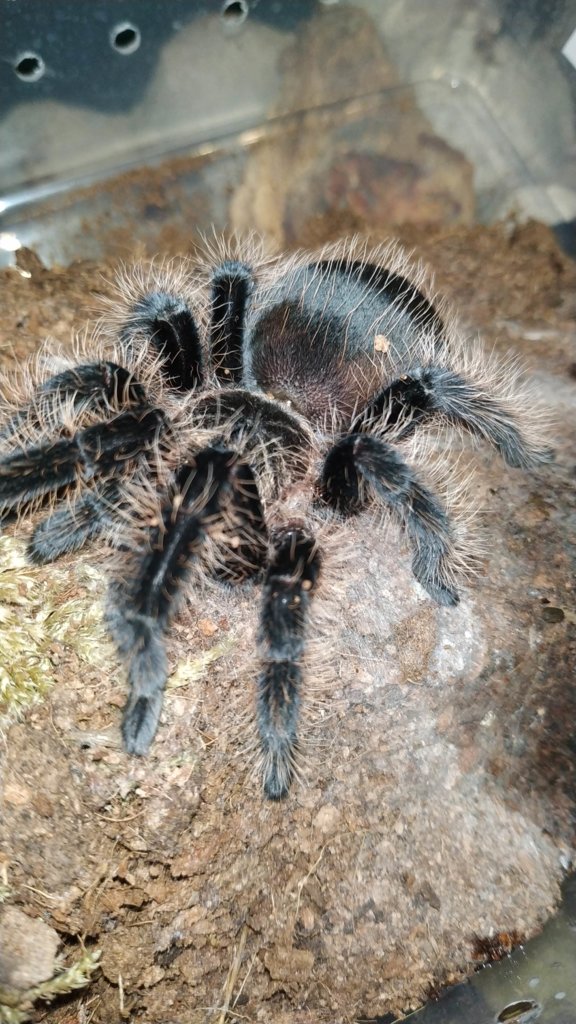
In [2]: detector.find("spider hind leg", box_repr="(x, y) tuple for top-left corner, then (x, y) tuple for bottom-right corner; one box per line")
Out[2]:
(121, 291), (203, 391)
(210, 261), (253, 384)
(0, 361), (146, 444)
(411, 365), (553, 468)
(257, 530), (321, 800)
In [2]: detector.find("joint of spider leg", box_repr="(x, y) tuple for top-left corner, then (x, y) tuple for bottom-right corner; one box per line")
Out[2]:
(77, 407), (170, 483)
(103, 363), (148, 409)
(350, 372), (437, 439)
(122, 292), (203, 392)
(379, 364), (553, 470)
(318, 435), (366, 515)
(218, 461), (269, 583)
(267, 531), (321, 592)
(0, 406), (166, 513)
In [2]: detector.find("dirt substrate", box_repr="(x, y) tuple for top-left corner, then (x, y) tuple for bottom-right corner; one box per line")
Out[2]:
(0, 221), (575, 1023)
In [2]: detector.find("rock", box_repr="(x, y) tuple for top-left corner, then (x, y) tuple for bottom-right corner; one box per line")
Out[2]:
(0, 907), (59, 991)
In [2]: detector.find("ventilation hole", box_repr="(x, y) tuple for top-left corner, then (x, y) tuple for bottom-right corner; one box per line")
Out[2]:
(221, 0), (249, 25)
(14, 51), (45, 82)
(110, 22), (141, 54)
(497, 1000), (541, 1023)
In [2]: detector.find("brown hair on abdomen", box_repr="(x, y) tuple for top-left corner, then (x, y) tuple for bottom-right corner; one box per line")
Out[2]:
(248, 300), (391, 424)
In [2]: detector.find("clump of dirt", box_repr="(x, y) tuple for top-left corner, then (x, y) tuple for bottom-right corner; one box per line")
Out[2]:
(0, 222), (575, 1024)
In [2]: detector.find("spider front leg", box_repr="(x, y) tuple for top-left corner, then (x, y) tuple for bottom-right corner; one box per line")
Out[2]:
(320, 433), (458, 606)
(209, 260), (253, 384)
(257, 529), (321, 800)
(0, 361), (146, 444)
(109, 447), (268, 755)
(352, 365), (552, 469)
(0, 406), (167, 513)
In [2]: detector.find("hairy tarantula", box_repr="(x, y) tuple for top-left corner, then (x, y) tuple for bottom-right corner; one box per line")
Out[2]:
(0, 237), (551, 799)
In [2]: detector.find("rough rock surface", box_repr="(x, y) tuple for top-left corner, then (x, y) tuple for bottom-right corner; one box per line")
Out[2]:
(0, 907), (60, 994)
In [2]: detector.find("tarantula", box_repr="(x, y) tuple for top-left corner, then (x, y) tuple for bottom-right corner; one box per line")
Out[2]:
(0, 237), (551, 798)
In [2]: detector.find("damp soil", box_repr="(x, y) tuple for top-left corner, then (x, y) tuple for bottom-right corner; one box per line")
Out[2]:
(0, 221), (575, 1024)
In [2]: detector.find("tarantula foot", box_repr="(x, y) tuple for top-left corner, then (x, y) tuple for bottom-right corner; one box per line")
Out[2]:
(261, 737), (295, 801)
(505, 443), (555, 471)
(258, 658), (303, 801)
(121, 691), (165, 755)
(411, 548), (459, 607)
(109, 606), (169, 754)
(263, 767), (292, 801)
(419, 576), (459, 607)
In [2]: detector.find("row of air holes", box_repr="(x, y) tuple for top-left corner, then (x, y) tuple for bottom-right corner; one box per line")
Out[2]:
(14, 1), (250, 82)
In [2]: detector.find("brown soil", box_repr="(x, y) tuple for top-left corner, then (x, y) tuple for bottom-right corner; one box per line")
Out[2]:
(0, 221), (575, 1024)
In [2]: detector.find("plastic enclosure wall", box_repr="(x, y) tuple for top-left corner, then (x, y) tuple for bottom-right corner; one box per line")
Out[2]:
(0, 0), (575, 265)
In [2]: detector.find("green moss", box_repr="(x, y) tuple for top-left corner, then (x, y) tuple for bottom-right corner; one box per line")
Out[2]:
(0, 537), (110, 732)
(168, 638), (235, 690)
(0, 1007), (27, 1024)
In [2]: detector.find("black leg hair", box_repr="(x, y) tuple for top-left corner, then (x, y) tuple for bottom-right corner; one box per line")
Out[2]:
(121, 292), (203, 391)
(210, 261), (253, 384)
(0, 408), (167, 512)
(320, 433), (458, 607)
(350, 374), (434, 436)
(352, 366), (552, 469)
(110, 447), (268, 755)
(0, 362), (146, 443)
(257, 529), (321, 800)
(27, 482), (121, 564)
(211, 460), (270, 583)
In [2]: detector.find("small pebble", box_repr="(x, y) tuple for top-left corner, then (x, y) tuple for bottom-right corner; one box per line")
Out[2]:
(541, 606), (565, 623)
(313, 804), (340, 832)
(299, 907), (315, 931)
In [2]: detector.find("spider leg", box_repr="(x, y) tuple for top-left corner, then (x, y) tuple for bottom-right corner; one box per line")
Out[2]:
(0, 407), (167, 512)
(27, 481), (121, 563)
(211, 457), (269, 583)
(352, 366), (552, 468)
(0, 361), (146, 443)
(121, 291), (203, 391)
(109, 447), (267, 755)
(257, 529), (321, 800)
(320, 433), (458, 606)
(209, 261), (253, 384)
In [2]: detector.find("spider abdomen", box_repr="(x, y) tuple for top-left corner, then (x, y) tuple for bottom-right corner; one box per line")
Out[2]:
(244, 258), (445, 422)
